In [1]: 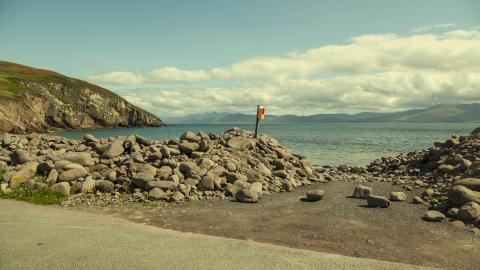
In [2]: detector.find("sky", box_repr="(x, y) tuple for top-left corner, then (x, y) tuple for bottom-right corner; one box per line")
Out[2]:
(1, 0), (480, 117)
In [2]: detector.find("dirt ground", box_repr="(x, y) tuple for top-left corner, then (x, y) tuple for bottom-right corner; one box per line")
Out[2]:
(84, 182), (480, 270)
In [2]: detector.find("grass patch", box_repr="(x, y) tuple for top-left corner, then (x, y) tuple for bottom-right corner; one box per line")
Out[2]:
(1, 188), (66, 205)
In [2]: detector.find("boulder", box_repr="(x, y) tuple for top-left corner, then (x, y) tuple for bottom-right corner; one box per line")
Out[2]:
(179, 162), (199, 175)
(101, 137), (126, 159)
(46, 169), (59, 184)
(96, 180), (114, 193)
(171, 191), (185, 202)
(10, 149), (30, 164)
(63, 152), (94, 167)
(131, 172), (155, 189)
(135, 135), (153, 146)
(58, 167), (88, 182)
(9, 162), (38, 188)
(351, 185), (373, 199)
(84, 134), (99, 143)
(235, 188), (259, 203)
(366, 195), (390, 208)
(145, 180), (176, 191)
(412, 196), (424, 204)
(200, 174), (215, 191)
(422, 210), (445, 222)
(52, 182), (70, 196)
(458, 202), (480, 222)
(249, 182), (263, 197)
(81, 178), (96, 193)
(179, 142), (200, 154)
(180, 131), (201, 142)
(148, 188), (168, 200)
(389, 192), (406, 201)
(227, 137), (253, 150)
(448, 185), (480, 207)
(305, 190), (325, 202)
(454, 178), (480, 192)
(160, 146), (171, 158)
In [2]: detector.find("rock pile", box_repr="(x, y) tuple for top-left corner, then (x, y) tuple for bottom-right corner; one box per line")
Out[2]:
(368, 127), (480, 227)
(0, 128), (322, 204)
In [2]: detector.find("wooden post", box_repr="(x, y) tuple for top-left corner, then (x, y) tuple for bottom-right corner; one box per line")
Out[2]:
(255, 105), (260, 138)
(255, 105), (265, 138)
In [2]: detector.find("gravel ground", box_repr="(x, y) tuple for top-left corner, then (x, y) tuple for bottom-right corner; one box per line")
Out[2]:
(85, 181), (480, 270)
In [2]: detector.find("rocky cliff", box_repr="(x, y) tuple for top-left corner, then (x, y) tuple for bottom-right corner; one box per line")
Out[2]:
(0, 61), (164, 133)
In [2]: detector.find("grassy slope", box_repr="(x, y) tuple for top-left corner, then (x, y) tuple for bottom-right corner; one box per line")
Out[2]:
(0, 61), (159, 120)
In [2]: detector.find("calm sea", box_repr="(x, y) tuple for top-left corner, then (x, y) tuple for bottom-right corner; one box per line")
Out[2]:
(54, 123), (480, 167)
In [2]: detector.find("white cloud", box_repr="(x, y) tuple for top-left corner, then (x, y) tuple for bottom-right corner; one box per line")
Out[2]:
(411, 23), (456, 33)
(88, 27), (480, 116)
(150, 67), (211, 83)
(88, 71), (144, 85)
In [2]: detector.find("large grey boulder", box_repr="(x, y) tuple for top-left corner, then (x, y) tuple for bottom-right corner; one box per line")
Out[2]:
(135, 135), (153, 146)
(58, 167), (88, 182)
(249, 182), (263, 197)
(366, 195), (390, 208)
(305, 190), (324, 202)
(448, 185), (480, 207)
(179, 162), (199, 175)
(10, 149), (31, 165)
(145, 180), (176, 191)
(63, 152), (94, 167)
(227, 137), (253, 150)
(179, 142), (200, 154)
(84, 134), (99, 143)
(148, 188), (168, 200)
(96, 180), (114, 193)
(9, 162), (38, 188)
(458, 202), (480, 222)
(351, 185), (373, 199)
(235, 188), (259, 203)
(422, 210), (445, 222)
(81, 178), (96, 193)
(131, 172), (155, 189)
(101, 137), (126, 159)
(52, 182), (70, 196)
(200, 174), (215, 191)
(454, 178), (480, 192)
(180, 131), (201, 142)
(389, 192), (406, 201)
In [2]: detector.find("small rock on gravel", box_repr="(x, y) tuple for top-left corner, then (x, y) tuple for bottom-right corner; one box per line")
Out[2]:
(352, 185), (373, 199)
(366, 195), (390, 208)
(305, 190), (325, 202)
(389, 192), (406, 201)
(422, 210), (445, 222)
(235, 189), (259, 203)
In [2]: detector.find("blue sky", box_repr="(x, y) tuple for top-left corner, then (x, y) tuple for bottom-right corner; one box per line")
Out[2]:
(1, 0), (480, 116)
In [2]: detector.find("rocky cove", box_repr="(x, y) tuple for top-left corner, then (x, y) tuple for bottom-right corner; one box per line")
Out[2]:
(1, 127), (480, 232)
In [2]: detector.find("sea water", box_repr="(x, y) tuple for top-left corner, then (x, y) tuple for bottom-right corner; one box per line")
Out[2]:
(54, 123), (480, 166)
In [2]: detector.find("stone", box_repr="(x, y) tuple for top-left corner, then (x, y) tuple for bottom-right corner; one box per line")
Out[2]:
(458, 202), (480, 222)
(200, 174), (215, 191)
(454, 178), (480, 192)
(9, 162), (38, 188)
(160, 146), (171, 158)
(227, 137), (253, 150)
(145, 180), (176, 191)
(249, 182), (263, 197)
(101, 137), (126, 159)
(412, 196), (424, 204)
(97, 180), (115, 193)
(52, 182), (70, 196)
(169, 191), (184, 202)
(180, 131), (201, 142)
(448, 185), (480, 207)
(272, 159), (286, 170)
(81, 178), (96, 193)
(235, 188), (259, 203)
(179, 162), (199, 175)
(351, 185), (373, 199)
(451, 220), (466, 229)
(135, 135), (153, 146)
(84, 134), (99, 143)
(389, 192), (406, 201)
(148, 188), (168, 200)
(131, 172), (155, 189)
(305, 190), (325, 202)
(422, 210), (445, 222)
(58, 167), (88, 182)
(225, 162), (237, 172)
(106, 170), (117, 182)
(179, 141), (200, 154)
(37, 161), (55, 174)
(366, 195), (390, 208)
(63, 152), (94, 166)
(10, 149), (30, 164)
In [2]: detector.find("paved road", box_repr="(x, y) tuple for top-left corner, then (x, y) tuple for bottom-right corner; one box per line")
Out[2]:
(0, 200), (437, 270)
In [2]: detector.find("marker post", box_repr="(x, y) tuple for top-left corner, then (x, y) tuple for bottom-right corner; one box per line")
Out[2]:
(255, 105), (265, 138)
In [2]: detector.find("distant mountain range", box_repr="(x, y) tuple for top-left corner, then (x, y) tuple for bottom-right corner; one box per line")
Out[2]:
(165, 104), (480, 124)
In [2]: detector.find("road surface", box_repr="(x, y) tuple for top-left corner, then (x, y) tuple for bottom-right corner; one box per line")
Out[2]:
(0, 199), (437, 270)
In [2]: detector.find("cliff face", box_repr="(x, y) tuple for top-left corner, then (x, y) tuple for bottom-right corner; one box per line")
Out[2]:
(0, 61), (164, 133)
